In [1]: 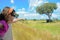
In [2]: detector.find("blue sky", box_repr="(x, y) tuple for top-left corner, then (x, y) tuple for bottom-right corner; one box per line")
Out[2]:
(0, 0), (60, 19)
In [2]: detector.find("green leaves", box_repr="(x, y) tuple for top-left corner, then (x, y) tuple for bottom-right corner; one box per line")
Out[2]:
(36, 3), (57, 14)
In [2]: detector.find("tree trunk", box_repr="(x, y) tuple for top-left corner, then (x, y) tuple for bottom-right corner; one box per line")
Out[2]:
(46, 13), (52, 22)
(48, 14), (51, 22)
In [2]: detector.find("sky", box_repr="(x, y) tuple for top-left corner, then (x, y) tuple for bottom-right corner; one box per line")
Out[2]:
(0, 0), (60, 20)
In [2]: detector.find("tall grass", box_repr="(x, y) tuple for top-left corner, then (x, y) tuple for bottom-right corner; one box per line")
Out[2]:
(12, 20), (60, 40)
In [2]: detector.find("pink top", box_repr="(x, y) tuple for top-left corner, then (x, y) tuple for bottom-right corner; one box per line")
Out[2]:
(0, 20), (9, 37)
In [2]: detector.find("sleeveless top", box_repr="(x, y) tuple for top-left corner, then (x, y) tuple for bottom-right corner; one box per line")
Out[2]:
(0, 20), (9, 37)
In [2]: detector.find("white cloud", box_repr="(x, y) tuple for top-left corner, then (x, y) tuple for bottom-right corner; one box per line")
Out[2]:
(29, 0), (49, 12)
(29, 0), (49, 8)
(47, 2), (60, 19)
(16, 8), (28, 14)
(51, 13), (60, 20)
(52, 14), (58, 18)
(57, 2), (60, 8)
(55, 2), (60, 12)
(29, 0), (43, 7)
(53, 2), (60, 19)
(16, 8), (41, 19)
(18, 8), (26, 11)
(29, 0), (43, 11)
(16, 11), (28, 14)
(24, 13), (39, 17)
(17, 8), (39, 16)
(11, 0), (14, 4)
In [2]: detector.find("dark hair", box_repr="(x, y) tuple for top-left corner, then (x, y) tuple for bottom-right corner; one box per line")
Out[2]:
(0, 14), (5, 20)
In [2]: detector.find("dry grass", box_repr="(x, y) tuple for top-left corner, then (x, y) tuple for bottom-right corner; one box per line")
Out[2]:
(12, 21), (60, 40)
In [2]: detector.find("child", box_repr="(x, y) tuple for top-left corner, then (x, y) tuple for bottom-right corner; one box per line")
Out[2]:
(0, 7), (19, 40)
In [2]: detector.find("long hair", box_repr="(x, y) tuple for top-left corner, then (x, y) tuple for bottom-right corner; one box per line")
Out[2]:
(0, 7), (11, 22)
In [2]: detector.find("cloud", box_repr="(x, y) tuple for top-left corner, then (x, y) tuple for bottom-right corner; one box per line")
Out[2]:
(51, 13), (60, 20)
(55, 2), (60, 13)
(29, 0), (49, 12)
(18, 8), (26, 11)
(29, 0), (49, 8)
(57, 2), (60, 8)
(17, 8), (39, 16)
(24, 13), (39, 17)
(16, 8), (41, 19)
(23, 13), (41, 19)
(52, 14), (58, 18)
(53, 2), (60, 19)
(16, 8), (28, 14)
(29, 0), (43, 7)
(52, 2), (60, 19)
(11, 0), (14, 4)
(29, 0), (43, 11)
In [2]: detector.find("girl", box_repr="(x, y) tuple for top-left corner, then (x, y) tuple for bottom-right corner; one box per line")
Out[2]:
(0, 7), (19, 40)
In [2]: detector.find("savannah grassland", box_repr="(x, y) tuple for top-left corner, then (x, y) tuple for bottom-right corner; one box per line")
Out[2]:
(12, 20), (60, 40)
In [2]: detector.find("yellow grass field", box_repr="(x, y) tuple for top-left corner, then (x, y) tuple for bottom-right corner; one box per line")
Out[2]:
(12, 20), (60, 40)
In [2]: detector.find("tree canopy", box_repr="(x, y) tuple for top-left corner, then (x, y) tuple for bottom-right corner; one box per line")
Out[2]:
(36, 3), (57, 15)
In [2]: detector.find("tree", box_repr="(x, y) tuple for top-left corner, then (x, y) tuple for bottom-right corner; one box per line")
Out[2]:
(36, 3), (57, 22)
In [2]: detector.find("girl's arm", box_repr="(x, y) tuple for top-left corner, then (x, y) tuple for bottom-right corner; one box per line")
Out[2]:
(12, 18), (25, 23)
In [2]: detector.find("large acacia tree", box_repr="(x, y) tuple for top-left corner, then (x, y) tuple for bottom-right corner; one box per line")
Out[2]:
(36, 3), (57, 22)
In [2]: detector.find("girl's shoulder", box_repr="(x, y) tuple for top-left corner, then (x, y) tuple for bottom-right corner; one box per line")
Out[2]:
(0, 20), (6, 24)
(0, 20), (9, 32)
